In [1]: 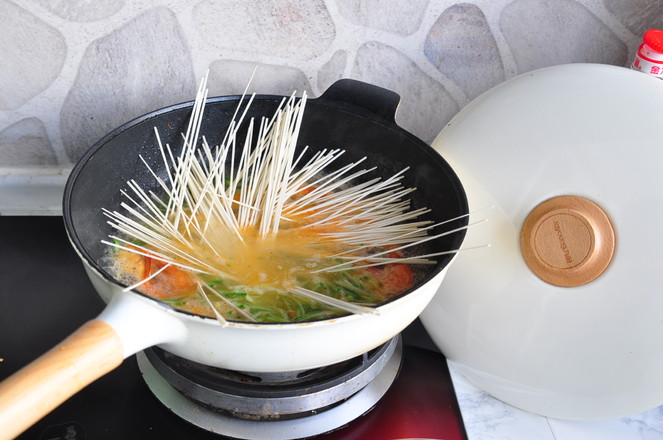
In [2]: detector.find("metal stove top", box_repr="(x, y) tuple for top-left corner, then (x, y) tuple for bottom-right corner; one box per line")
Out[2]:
(0, 216), (467, 440)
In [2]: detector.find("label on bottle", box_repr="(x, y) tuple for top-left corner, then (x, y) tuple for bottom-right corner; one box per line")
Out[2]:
(632, 43), (663, 79)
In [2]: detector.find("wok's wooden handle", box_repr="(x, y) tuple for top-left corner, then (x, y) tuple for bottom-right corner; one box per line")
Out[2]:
(0, 320), (123, 440)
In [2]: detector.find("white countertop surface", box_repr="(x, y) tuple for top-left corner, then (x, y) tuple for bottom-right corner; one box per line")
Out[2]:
(449, 364), (663, 440)
(0, 168), (69, 216)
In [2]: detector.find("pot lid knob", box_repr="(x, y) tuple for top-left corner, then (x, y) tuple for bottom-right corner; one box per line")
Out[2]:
(520, 195), (615, 287)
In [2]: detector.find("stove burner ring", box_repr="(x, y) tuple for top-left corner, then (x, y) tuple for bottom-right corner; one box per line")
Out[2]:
(144, 336), (399, 421)
(137, 337), (402, 440)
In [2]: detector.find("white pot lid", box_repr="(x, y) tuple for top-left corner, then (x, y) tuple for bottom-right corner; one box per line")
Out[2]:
(419, 63), (663, 420)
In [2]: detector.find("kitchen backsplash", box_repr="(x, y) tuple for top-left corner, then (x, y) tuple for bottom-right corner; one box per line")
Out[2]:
(0, 0), (661, 213)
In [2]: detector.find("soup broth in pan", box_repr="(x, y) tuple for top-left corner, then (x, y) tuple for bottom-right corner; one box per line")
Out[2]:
(107, 197), (415, 322)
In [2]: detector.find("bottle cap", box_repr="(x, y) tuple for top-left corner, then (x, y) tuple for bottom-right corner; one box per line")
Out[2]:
(643, 29), (663, 54)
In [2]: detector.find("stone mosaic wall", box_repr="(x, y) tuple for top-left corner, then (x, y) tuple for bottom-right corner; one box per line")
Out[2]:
(1, 0), (661, 169)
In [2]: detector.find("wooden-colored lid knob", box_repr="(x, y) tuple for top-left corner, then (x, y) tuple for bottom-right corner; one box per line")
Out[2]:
(520, 196), (615, 287)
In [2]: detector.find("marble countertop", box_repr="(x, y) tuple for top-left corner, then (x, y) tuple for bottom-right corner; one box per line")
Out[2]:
(448, 364), (663, 440)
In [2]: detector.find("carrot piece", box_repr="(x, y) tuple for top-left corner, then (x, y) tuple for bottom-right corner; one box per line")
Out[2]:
(365, 249), (414, 299)
(142, 259), (197, 299)
(368, 263), (414, 298)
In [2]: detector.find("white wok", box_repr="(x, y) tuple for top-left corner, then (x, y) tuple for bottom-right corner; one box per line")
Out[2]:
(0, 79), (468, 439)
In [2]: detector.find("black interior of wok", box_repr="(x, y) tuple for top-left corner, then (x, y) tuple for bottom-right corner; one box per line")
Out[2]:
(63, 80), (469, 322)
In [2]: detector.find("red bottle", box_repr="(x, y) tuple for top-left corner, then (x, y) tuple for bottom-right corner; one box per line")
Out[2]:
(632, 29), (663, 78)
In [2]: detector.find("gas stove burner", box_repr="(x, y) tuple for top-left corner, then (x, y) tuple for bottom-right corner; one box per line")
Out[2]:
(145, 335), (399, 421)
(137, 335), (402, 440)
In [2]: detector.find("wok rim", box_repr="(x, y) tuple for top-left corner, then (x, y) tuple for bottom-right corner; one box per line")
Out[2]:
(62, 90), (468, 327)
